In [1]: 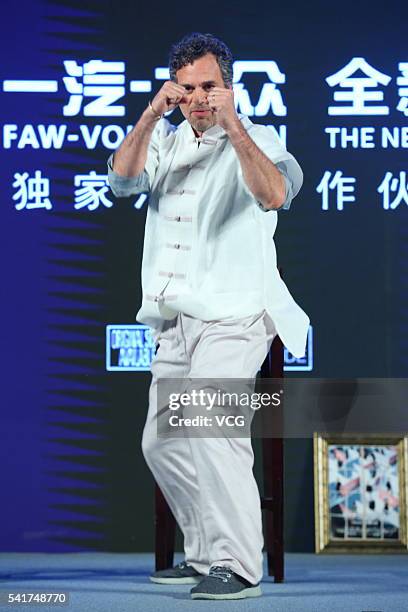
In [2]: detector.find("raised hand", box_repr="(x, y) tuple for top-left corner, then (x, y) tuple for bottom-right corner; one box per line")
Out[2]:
(150, 81), (187, 116)
(207, 87), (239, 131)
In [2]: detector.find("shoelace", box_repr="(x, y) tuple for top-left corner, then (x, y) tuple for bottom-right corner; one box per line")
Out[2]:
(177, 562), (188, 570)
(209, 566), (233, 582)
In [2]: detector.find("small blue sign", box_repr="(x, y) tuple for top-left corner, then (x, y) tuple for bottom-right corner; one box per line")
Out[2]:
(284, 326), (313, 371)
(106, 324), (156, 371)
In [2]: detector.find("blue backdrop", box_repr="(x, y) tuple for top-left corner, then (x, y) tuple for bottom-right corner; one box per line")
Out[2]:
(1, 0), (407, 551)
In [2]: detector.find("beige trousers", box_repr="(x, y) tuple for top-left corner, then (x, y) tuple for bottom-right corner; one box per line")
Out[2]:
(141, 309), (276, 584)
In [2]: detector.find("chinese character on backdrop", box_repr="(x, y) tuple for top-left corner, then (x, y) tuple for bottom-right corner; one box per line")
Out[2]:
(12, 170), (52, 210)
(326, 57), (391, 116)
(316, 171), (356, 211)
(378, 172), (408, 210)
(63, 59), (126, 116)
(74, 171), (113, 210)
(233, 61), (287, 117)
(396, 62), (408, 116)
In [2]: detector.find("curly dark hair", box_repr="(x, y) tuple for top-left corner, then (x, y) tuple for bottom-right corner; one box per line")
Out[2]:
(169, 32), (233, 87)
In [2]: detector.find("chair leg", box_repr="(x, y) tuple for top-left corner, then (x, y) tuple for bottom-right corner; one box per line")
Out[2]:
(261, 332), (285, 582)
(264, 508), (275, 579)
(262, 437), (284, 582)
(272, 439), (285, 582)
(155, 484), (176, 571)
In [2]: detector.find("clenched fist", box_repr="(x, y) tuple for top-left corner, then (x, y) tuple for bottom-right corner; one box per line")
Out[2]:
(207, 87), (239, 131)
(150, 81), (187, 116)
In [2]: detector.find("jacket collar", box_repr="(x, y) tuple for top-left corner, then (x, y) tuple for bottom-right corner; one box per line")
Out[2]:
(180, 114), (252, 144)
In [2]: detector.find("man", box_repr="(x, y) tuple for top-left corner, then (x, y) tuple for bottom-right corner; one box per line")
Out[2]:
(108, 32), (309, 600)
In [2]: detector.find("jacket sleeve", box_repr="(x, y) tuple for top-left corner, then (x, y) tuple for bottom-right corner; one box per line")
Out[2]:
(240, 124), (304, 212)
(107, 118), (174, 198)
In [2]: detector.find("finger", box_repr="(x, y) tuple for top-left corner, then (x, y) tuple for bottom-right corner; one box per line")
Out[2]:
(210, 97), (223, 110)
(165, 89), (185, 105)
(211, 87), (233, 97)
(167, 83), (186, 97)
(164, 80), (185, 92)
(168, 88), (186, 99)
(169, 93), (186, 105)
(163, 83), (185, 101)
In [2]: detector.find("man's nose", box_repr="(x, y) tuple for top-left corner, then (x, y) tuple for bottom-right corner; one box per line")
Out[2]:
(193, 87), (207, 105)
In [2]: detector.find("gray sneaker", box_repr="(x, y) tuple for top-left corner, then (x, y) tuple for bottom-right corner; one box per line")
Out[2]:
(150, 561), (202, 584)
(191, 565), (262, 600)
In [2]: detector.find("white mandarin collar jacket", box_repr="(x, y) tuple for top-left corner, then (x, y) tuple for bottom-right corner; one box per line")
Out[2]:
(108, 115), (309, 357)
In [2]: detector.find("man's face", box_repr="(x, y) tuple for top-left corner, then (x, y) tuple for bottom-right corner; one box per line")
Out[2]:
(175, 53), (230, 134)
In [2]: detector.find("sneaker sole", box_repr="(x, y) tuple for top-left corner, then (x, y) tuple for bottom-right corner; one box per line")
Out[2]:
(191, 585), (262, 600)
(150, 576), (201, 585)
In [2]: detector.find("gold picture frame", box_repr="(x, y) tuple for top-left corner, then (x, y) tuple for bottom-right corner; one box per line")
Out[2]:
(314, 433), (408, 553)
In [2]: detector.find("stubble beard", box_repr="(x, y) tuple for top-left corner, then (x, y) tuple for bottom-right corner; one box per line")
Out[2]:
(189, 113), (215, 134)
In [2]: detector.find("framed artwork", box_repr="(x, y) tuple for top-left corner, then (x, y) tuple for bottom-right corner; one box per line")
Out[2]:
(314, 433), (408, 553)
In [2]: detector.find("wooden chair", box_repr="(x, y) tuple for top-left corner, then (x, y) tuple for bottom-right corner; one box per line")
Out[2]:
(154, 333), (285, 582)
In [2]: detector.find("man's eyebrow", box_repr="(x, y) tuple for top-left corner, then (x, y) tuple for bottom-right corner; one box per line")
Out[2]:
(180, 80), (217, 88)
